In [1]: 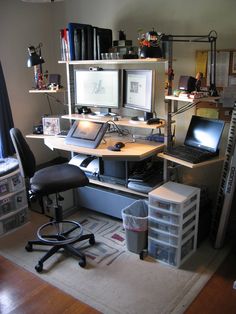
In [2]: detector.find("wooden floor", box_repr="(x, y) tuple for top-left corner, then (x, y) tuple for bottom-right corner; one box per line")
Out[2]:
(0, 255), (100, 314)
(1, 251), (236, 314)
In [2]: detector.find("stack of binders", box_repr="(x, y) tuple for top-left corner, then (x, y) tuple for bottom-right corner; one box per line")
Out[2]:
(60, 23), (112, 61)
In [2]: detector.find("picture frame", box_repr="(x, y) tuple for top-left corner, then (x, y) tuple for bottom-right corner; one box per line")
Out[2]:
(123, 69), (153, 112)
(232, 52), (236, 74)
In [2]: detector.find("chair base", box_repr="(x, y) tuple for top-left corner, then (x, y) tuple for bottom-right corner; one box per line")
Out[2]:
(25, 219), (95, 273)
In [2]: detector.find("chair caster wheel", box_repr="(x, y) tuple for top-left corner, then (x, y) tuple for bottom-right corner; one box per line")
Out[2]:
(89, 235), (95, 245)
(79, 257), (86, 268)
(35, 262), (43, 273)
(25, 243), (33, 252)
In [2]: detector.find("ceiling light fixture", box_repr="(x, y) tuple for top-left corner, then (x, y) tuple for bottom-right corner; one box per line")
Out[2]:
(21, 0), (64, 3)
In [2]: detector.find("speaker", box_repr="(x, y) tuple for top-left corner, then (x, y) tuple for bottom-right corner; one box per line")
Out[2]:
(49, 74), (61, 86)
(178, 76), (196, 92)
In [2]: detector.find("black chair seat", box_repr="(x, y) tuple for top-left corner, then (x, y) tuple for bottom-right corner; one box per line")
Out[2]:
(31, 163), (89, 195)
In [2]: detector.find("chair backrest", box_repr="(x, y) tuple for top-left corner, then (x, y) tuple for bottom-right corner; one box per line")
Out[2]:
(10, 128), (36, 179)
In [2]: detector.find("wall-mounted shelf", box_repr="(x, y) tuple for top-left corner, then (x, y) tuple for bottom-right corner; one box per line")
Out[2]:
(29, 88), (66, 94)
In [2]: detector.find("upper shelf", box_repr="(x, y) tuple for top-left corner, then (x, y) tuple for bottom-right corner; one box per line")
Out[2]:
(58, 58), (167, 66)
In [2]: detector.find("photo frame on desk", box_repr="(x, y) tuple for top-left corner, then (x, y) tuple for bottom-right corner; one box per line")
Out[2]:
(123, 69), (153, 112)
(231, 52), (236, 74)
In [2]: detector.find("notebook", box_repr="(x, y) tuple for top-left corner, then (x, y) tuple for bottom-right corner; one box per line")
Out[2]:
(165, 115), (225, 163)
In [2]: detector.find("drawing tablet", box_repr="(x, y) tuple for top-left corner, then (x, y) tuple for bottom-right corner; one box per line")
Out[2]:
(65, 120), (108, 148)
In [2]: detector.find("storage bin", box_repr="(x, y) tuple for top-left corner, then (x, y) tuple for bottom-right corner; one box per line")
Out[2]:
(0, 207), (28, 236)
(148, 182), (200, 267)
(0, 190), (27, 218)
(148, 237), (178, 266)
(0, 171), (24, 197)
(148, 217), (179, 235)
(148, 227), (179, 245)
(149, 198), (181, 213)
(0, 179), (9, 197)
(149, 206), (180, 225)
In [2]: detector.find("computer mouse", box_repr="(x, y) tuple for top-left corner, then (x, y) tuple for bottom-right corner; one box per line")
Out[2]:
(114, 142), (125, 149)
(107, 145), (121, 151)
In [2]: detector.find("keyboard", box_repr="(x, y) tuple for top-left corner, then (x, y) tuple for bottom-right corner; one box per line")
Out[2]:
(165, 145), (216, 164)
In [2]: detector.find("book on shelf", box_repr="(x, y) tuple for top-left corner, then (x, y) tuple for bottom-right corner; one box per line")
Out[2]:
(60, 28), (70, 61)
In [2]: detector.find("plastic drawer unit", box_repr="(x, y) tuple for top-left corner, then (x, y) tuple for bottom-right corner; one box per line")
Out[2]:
(0, 207), (28, 236)
(148, 181), (200, 267)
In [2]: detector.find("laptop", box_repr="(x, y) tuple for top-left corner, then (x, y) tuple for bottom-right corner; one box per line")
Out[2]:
(165, 115), (225, 164)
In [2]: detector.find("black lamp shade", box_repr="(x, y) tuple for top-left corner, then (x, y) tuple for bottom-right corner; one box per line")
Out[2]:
(27, 45), (45, 67)
(27, 54), (45, 67)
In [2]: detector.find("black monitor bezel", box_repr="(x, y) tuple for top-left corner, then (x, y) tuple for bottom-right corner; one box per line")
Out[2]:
(74, 69), (120, 110)
(184, 115), (225, 153)
(65, 120), (108, 148)
(123, 69), (153, 113)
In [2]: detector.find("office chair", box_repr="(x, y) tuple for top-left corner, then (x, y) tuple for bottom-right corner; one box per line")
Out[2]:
(10, 128), (95, 273)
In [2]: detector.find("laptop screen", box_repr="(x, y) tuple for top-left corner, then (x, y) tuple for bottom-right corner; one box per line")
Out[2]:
(184, 115), (225, 153)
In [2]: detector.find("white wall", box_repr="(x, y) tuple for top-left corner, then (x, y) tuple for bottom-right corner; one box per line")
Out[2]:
(1, 0), (235, 168)
(0, 0), (65, 164)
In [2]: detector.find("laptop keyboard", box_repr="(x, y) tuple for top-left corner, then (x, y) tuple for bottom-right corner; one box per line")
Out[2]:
(165, 145), (216, 164)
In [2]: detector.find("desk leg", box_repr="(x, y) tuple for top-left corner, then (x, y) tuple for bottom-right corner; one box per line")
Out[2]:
(125, 161), (129, 187)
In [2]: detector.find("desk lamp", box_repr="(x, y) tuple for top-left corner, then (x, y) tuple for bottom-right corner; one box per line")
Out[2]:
(27, 43), (45, 89)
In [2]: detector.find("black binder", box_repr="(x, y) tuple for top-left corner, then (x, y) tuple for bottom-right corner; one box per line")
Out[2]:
(93, 27), (112, 60)
(68, 22), (93, 60)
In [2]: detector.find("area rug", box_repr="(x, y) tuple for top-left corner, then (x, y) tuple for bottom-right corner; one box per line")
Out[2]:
(0, 209), (229, 314)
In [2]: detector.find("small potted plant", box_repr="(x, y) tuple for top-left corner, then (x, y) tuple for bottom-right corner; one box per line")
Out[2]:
(138, 28), (163, 58)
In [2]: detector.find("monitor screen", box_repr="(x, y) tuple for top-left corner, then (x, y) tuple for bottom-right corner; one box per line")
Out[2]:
(74, 69), (119, 110)
(123, 69), (153, 113)
(65, 120), (108, 148)
(184, 115), (225, 152)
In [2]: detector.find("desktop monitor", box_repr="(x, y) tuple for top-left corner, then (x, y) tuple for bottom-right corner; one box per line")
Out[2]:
(74, 69), (120, 116)
(123, 69), (154, 116)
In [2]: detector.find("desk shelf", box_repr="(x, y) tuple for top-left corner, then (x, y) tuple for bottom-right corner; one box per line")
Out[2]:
(62, 114), (165, 130)
(89, 179), (147, 198)
(163, 95), (224, 179)
(158, 152), (224, 169)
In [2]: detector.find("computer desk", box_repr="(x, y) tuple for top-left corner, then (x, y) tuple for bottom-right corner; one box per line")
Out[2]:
(26, 131), (164, 218)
